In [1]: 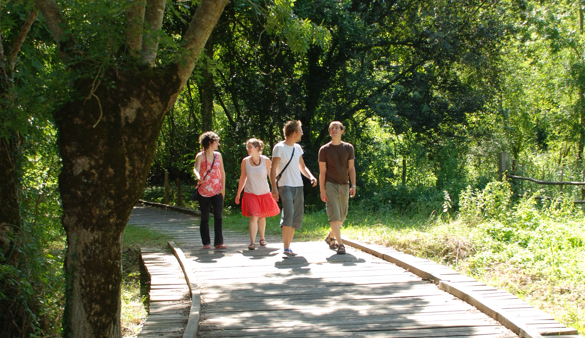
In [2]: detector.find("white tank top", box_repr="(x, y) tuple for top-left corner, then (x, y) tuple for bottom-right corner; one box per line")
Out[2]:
(244, 155), (270, 195)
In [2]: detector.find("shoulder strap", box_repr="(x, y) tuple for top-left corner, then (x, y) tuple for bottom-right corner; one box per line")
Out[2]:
(201, 153), (217, 181)
(276, 147), (295, 180)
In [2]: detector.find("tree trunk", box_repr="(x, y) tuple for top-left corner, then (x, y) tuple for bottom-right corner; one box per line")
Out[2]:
(200, 34), (215, 132)
(0, 136), (21, 261)
(58, 67), (182, 337)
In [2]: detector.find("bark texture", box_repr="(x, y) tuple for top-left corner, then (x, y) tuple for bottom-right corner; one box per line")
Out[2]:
(30, 0), (229, 336)
(59, 67), (183, 337)
(177, 0), (229, 86)
(200, 34), (215, 132)
(141, 0), (166, 66)
(126, 0), (147, 57)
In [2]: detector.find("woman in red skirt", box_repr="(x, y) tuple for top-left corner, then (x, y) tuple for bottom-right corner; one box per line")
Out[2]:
(235, 138), (280, 250)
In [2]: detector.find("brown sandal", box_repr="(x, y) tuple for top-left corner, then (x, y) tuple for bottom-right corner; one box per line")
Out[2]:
(248, 243), (256, 250)
(337, 244), (346, 255)
(325, 236), (338, 250)
(259, 239), (268, 246)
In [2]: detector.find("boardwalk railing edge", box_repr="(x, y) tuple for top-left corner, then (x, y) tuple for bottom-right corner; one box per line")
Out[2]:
(138, 199), (201, 216)
(341, 237), (580, 338)
(168, 241), (201, 338)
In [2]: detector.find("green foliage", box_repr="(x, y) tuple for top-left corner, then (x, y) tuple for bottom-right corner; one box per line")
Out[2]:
(459, 181), (513, 222)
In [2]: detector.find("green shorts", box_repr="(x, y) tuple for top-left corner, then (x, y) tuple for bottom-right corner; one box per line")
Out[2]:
(325, 181), (349, 223)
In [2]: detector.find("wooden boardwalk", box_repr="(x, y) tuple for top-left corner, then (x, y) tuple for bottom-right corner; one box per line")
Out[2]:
(139, 249), (191, 338)
(181, 242), (517, 338)
(129, 205), (582, 338)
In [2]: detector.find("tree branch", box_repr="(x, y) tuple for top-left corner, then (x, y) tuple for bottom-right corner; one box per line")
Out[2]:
(176, 0), (229, 86)
(7, 10), (38, 71)
(215, 91), (235, 128)
(33, 0), (75, 59)
(126, 0), (147, 58)
(141, 0), (166, 66)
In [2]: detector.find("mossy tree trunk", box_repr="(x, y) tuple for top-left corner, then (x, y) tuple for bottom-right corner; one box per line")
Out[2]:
(58, 68), (182, 336)
(33, 0), (229, 336)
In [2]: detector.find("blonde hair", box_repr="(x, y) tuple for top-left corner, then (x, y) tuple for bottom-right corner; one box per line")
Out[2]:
(246, 138), (265, 152)
(283, 120), (302, 138)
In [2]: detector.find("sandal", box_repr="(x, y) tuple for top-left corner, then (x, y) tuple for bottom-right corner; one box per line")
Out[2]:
(337, 244), (346, 255)
(214, 244), (227, 250)
(325, 236), (338, 250)
(248, 243), (256, 250)
(259, 239), (268, 246)
(202, 244), (211, 249)
(283, 248), (297, 256)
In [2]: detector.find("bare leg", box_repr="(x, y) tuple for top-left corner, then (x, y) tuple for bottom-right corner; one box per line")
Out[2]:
(330, 220), (343, 246)
(249, 216), (259, 244)
(258, 217), (266, 241)
(327, 230), (335, 240)
(282, 225), (295, 249)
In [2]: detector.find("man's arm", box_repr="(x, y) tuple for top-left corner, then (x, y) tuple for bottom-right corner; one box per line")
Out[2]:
(298, 156), (317, 187)
(270, 157), (280, 201)
(348, 158), (356, 197)
(319, 161), (328, 202)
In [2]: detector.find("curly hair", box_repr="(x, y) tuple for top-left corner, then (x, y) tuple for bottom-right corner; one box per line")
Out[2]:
(199, 131), (219, 150)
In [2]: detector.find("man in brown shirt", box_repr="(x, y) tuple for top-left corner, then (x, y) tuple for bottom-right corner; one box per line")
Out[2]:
(318, 121), (356, 254)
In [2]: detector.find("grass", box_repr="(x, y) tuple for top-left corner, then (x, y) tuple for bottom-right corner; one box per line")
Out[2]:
(120, 225), (173, 337)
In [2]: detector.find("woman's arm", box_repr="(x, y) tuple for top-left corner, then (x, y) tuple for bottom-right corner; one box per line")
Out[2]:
(193, 153), (203, 185)
(235, 158), (248, 205)
(219, 153), (226, 199)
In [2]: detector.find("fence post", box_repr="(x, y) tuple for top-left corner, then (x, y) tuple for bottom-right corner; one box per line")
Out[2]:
(164, 171), (170, 205)
(498, 152), (509, 181)
(176, 178), (182, 206)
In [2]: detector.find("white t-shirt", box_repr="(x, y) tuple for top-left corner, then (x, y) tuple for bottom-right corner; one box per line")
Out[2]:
(272, 141), (304, 187)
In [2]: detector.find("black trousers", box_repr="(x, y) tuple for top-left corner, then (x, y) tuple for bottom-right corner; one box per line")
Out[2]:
(198, 193), (224, 246)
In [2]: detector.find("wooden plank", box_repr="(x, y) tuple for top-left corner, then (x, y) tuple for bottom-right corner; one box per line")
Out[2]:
(200, 324), (512, 337)
(199, 312), (499, 330)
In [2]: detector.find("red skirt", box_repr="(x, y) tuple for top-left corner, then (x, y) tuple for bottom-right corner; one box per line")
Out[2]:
(242, 192), (280, 218)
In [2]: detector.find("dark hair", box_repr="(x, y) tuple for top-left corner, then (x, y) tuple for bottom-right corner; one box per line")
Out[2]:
(199, 131), (219, 150)
(283, 120), (302, 138)
(247, 138), (265, 152)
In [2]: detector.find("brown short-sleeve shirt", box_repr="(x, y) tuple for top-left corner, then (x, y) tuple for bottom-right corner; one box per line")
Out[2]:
(318, 141), (355, 185)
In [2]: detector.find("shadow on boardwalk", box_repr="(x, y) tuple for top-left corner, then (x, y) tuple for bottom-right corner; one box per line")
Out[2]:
(185, 243), (516, 338)
(130, 205), (518, 338)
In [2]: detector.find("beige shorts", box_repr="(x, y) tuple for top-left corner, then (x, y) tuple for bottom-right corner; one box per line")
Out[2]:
(325, 182), (349, 223)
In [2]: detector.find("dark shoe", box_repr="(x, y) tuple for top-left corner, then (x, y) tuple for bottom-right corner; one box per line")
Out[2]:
(325, 236), (338, 250)
(248, 243), (256, 250)
(337, 244), (346, 255)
